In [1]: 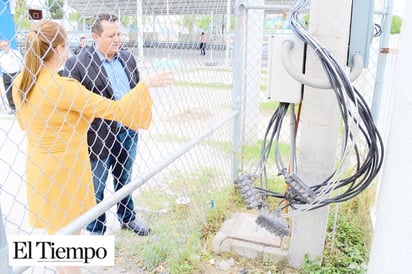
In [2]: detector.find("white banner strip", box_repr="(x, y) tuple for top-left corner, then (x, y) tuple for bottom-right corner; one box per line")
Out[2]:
(9, 235), (115, 266)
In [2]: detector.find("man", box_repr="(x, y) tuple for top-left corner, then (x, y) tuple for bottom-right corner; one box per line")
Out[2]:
(199, 32), (206, 56)
(0, 40), (23, 113)
(62, 13), (151, 236)
(73, 36), (89, 55)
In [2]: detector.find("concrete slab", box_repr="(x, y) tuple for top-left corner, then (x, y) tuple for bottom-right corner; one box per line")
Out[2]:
(212, 212), (288, 262)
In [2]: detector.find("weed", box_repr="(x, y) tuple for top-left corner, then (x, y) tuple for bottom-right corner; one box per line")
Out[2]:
(114, 137), (374, 273)
(260, 101), (280, 112)
(298, 189), (374, 273)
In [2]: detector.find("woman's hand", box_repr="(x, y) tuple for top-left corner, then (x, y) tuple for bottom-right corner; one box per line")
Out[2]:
(144, 71), (175, 88)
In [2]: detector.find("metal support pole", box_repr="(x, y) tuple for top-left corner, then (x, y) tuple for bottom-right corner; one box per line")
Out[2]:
(371, 0), (394, 121)
(0, 205), (12, 274)
(231, 0), (247, 179)
(136, 0), (144, 62)
(209, 10), (215, 64)
(243, 0), (264, 145)
(225, 0), (231, 65)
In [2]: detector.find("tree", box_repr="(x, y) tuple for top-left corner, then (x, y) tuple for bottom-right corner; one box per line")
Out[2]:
(121, 16), (138, 28)
(196, 16), (211, 32)
(230, 15), (235, 32)
(180, 15), (196, 33)
(68, 11), (81, 22)
(391, 15), (402, 34)
(48, 0), (64, 20)
(13, 0), (31, 29)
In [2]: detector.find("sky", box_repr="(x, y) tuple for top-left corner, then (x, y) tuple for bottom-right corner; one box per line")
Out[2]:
(393, 0), (406, 15)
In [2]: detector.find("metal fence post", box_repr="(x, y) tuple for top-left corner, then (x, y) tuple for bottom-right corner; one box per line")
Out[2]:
(232, 0), (247, 179)
(371, 0), (394, 122)
(0, 205), (11, 274)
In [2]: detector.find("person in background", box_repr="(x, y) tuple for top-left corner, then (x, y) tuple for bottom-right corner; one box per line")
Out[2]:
(199, 32), (206, 56)
(0, 39), (23, 114)
(12, 19), (172, 274)
(73, 36), (89, 55)
(62, 13), (163, 237)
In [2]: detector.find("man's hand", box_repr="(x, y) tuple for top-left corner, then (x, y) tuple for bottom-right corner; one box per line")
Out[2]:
(144, 71), (175, 88)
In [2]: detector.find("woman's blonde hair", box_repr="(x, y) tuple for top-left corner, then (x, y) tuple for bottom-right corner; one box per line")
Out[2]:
(18, 20), (67, 97)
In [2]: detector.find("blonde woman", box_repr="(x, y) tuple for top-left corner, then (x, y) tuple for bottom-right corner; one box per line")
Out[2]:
(12, 20), (172, 274)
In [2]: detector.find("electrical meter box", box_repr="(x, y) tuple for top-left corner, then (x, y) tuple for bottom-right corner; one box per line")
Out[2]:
(348, 0), (374, 68)
(267, 34), (305, 103)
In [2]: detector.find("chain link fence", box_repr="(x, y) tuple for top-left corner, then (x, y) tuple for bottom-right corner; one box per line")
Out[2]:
(0, 0), (397, 273)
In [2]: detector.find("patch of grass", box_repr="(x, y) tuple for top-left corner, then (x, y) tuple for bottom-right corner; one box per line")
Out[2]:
(176, 80), (232, 89)
(233, 137), (374, 273)
(202, 185), (244, 243)
(298, 188), (374, 273)
(154, 134), (192, 143)
(186, 67), (233, 73)
(175, 77), (267, 91)
(242, 139), (290, 165)
(115, 167), (238, 273)
(138, 222), (203, 273)
(216, 139), (290, 201)
(115, 134), (374, 274)
(260, 100), (279, 112)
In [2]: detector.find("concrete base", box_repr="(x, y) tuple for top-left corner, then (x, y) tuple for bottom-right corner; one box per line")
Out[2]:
(212, 212), (288, 262)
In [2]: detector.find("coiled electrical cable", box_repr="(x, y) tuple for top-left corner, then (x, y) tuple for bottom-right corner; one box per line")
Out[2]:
(234, 0), (384, 220)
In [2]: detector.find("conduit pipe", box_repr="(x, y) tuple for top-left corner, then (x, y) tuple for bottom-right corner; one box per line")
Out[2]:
(281, 39), (363, 89)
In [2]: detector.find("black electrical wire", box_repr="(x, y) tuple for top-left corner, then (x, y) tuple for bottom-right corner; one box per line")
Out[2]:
(242, 0), (384, 214)
(288, 0), (383, 209)
(255, 102), (290, 189)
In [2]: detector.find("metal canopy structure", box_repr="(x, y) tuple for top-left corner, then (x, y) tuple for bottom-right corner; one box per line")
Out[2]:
(68, 0), (296, 17)
(69, 0), (235, 17)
